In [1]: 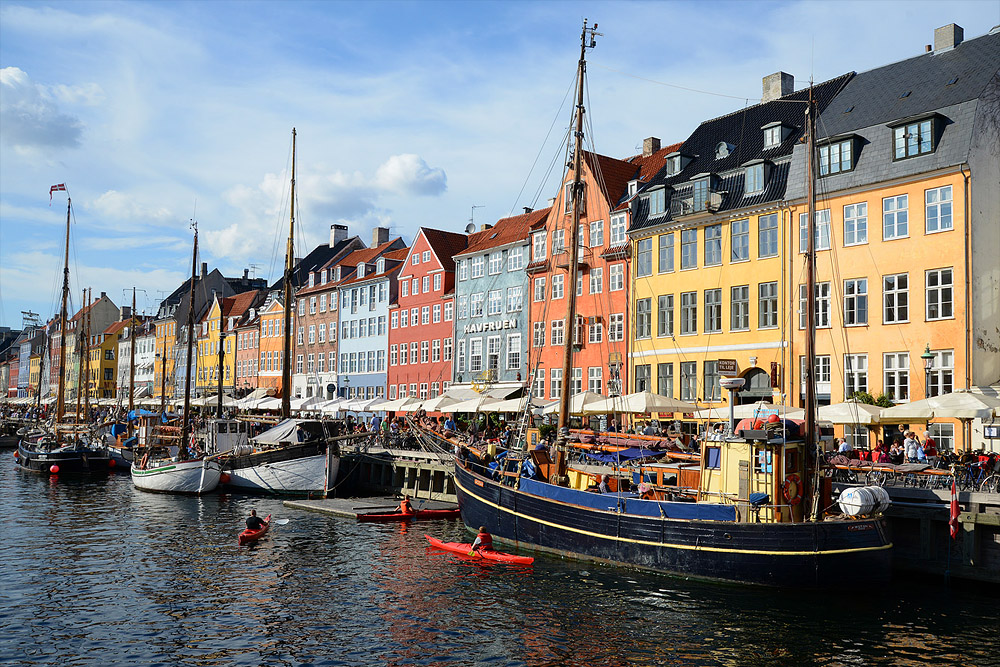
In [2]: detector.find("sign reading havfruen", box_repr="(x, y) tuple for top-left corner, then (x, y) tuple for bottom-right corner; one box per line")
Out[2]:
(463, 319), (517, 335)
(717, 359), (738, 376)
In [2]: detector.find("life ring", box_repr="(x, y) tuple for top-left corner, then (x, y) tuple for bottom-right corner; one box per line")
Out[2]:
(782, 473), (802, 505)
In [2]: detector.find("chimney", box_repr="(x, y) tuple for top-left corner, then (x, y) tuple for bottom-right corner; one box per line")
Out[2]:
(243, 268), (249, 280)
(201, 262), (208, 279)
(120, 306), (131, 321)
(330, 224), (348, 247)
(523, 207), (533, 214)
(934, 24), (964, 52)
(642, 137), (661, 157)
(762, 72), (794, 102)
(371, 226), (389, 247)
(100, 291), (107, 300)
(547, 197), (556, 207)
(480, 223), (493, 231)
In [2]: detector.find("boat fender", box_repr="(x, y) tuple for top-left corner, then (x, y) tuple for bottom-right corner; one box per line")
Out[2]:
(782, 473), (802, 505)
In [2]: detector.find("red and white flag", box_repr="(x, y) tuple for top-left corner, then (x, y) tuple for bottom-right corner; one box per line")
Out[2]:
(49, 183), (66, 204)
(949, 478), (960, 539)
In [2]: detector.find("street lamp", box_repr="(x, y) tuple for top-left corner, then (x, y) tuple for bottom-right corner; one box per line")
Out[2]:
(921, 344), (934, 399)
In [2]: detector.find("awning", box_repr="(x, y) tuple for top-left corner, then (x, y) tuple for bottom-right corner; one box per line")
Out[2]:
(586, 391), (697, 415)
(132, 386), (151, 399)
(369, 396), (421, 412)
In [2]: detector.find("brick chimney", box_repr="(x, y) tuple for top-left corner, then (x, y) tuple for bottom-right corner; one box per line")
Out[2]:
(120, 305), (131, 320)
(201, 262), (208, 279)
(642, 137), (661, 157)
(371, 226), (389, 247)
(934, 24), (964, 52)
(330, 224), (348, 247)
(762, 72), (794, 102)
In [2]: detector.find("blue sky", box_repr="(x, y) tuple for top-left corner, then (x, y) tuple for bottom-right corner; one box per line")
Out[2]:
(2, 0), (998, 327)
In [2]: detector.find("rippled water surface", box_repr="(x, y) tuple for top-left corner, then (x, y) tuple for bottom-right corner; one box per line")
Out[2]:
(1, 460), (997, 666)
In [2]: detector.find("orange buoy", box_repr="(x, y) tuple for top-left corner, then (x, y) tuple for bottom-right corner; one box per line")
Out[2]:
(108, 458), (116, 468)
(767, 414), (780, 423)
(13, 450), (19, 459)
(220, 473), (231, 484)
(50, 464), (60, 474)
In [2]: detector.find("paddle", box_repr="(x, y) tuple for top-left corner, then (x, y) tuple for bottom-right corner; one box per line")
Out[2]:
(272, 519), (290, 525)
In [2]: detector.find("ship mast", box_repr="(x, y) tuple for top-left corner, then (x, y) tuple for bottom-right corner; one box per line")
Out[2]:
(554, 20), (600, 486)
(129, 288), (136, 416)
(84, 287), (92, 420)
(217, 297), (225, 418)
(180, 224), (199, 455)
(55, 197), (70, 436)
(804, 89), (821, 521)
(75, 288), (85, 435)
(281, 128), (296, 419)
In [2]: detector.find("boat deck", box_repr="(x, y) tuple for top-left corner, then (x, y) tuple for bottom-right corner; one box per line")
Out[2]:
(283, 496), (459, 519)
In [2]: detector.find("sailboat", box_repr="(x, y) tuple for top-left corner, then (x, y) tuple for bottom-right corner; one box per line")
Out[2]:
(16, 188), (111, 474)
(130, 224), (222, 494)
(416, 21), (892, 587)
(216, 128), (342, 496)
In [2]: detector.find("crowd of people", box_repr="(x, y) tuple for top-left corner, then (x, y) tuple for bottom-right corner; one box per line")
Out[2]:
(834, 425), (940, 465)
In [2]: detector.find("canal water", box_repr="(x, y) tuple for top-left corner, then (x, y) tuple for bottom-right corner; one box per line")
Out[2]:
(1, 461), (997, 667)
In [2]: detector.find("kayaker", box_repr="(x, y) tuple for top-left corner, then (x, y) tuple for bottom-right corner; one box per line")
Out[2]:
(471, 526), (493, 552)
(246, 509), (266, 531)
(398, 495), (414, 514)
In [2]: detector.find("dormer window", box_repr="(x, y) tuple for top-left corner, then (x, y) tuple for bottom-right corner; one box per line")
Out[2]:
(628, 180), (639, 197)
(357, 262), (366, 277)
(666, 156), (680, 175)
(334, 266), (341, 281)
(321, 269), (327, 284)
(891, 115), (937, 160)
(648, 188), (667, 216)
(818, 137), (856, 175)
(744, 162), (767, 194)
(308, 273), (315, 288)
(715, 142), (733, 159)
(376, 258), (385, 273)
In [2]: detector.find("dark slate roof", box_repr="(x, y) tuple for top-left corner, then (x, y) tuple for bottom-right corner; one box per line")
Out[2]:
(818, 29), (1000, 137)
(420, 228), (469, 272)
(629, 73), (853, 233)
(269, 237), (361, 292)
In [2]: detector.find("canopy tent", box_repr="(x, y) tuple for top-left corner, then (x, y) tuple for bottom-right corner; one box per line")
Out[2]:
(237, 387), (276, 410)
(192, 393), (238, 407)
(818, 399), (884, 425)
(132, 385), (151, 399)
(369, 396), (421, 412)
(584, 447), (668, 464)
(541, 391), (607, 415)
(317, 398), (347, 414)
(251, 419), (304, 445)
(253, 397), (282, 411)
(586, 391), (698, 415)
(881, 389), (1000, 421)
(416, 394), (464, 412)
(478, 396), (554, 413)
(341, 397), (381, 412)
(289, 396), (324, 411)
(444, 396), (502, 413)
(694, 401), (804, 421)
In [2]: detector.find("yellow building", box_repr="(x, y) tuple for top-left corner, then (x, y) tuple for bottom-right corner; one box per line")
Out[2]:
(28, 353), (41, 398)
(195, 291), (264, 397)
(88, 320), (127, 399)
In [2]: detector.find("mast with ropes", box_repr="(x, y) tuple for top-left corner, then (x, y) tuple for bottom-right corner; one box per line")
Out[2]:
(281, 128), (296, 419)
(180, 223), (199, 454)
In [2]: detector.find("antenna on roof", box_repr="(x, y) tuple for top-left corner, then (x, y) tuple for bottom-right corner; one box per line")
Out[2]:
(248, 263), (262, 278)
(469, 205), (485, 229)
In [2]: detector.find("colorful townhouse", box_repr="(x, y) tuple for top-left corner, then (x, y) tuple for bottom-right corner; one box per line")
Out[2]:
(89, 320), (128, 399)
(195, 289), (265, 397)
(233, 305), (262, 399)
(387, 228), (467, 402)
(257, 294), (288, 398)
(527, 149), (646, 404)
(336, 232), (408, 400)
(63, 293), (120, 401)
(784, 24), (1000, 451)
(116, 318), (156, 402)
(452, 209), (546, 398)
(627, 73), (849, 413)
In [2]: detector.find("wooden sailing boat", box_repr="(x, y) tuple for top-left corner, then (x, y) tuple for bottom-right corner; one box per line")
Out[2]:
(17, 188), (111, 474)
(216, 128), (342, 496)
(418, 21), (893, 587)
(130, 224), (222, 494)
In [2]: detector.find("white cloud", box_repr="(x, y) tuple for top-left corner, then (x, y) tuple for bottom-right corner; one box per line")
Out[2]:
(373, 154), (447, 196)
(0, 66), (85, 151)
(88, 190), (174, 223)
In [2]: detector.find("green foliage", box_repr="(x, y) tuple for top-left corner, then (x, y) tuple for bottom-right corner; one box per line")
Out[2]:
(538, 424), (556, 441)
(849, 391), (895, 408)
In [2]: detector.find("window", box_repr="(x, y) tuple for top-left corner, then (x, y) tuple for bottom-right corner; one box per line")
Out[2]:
(458, 260), (468, 281)
(927, 349), (953, 397)
(588, 367), (602, 394)
(763, 125), (781, 148)
(693, 178), (709, 212)
(551, 320), (565, 346)
(926, 186), (953, 233)
(610, 214), (627, 244)
(844, 424), (868, 450)
(417, 305), (427, 325)
(297, 327), (304, 345)
(551, 229), (565, 254)
(704, 224), (722, 266)
(488, 290), (503, 316)
(420, 340), (429, 363)
(704, 289), (722, 333)
(799, 209), (831, 252)
(401, 281), (409, 298)
(883, 195), (908, 240)
(928, 423), (954, 452)
(389, 385), (397, 400)
(609, 264), (624, 291)
(731, 285), (749, 331)
(926, 268), (953, 320)
(295, 354), (303, 374)
(844, 354), (869, 399)
(400, 342), (408, 365)
(758, 213), (778, 258)
(798, 282), (831, 328)
(884, 352), (909, 402)
(471, 293), (484, 317)
(443, 338), (452, 361)
(469, 338), (482, 372)
(680, 291), (697, 335)
(319, 294), (326, 312)
(488, 252), (503, 275)
(745, 163), (765, 194)
(308, 325), (316, 344)
(533, 277), (546, 302)
(681, 229), (697, 269)
(658, 233), (674, 273)
(507, 286), (522, 312)
(307, 353), (315, 373)
(883, 273), (908, 323)
(636, 238), (653, 277)
(390, 344), (397, 366)
(422, 250), (431, 263)
(444, 302), (453, 322)
(704, 360), (721, 401)
(433, 304), (441, 323)
(657, 363), (673, 397)
(649, 189), (666, 216)
(680, 362), (697, 400)
(731, 220), (749, 262)
(533, 322), (545, 347)
(532, 232), (547, 261)
(844, 279), (868, 326)
(657, 295), (674, 337)
(457, 296), (468, 320)
(434, 273), (442, 291)
(507, 334), (521, 370)
(634, 364), (651, 392)
(471, 256), (485, 278)
(589, 220), (604, 247)
(844, 203), (868, 246)
(893, 118), (934, 160)
(309, 297), (317, 314)
(532, 368), (545, 398)
(550, 369), (563, 399)
(412, 254), (419, 265)
(759, 281), (778, 328)
(588, 320), (602, 344)
(636, 298), (652, 339)
(818, 139), (853, 175)
(507, 247), (524, 272)
(589, 267), (603, 294)
(298, 300), (305, 316)
(609, 313), (624, 341)
(551, 274), (564, 299)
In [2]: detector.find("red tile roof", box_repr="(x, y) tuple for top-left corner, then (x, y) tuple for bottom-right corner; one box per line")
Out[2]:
(383, 248), (410, 262)
(460, 207), (550, 256)
(103, 320), (130, 336)
(583, 151), (639, 208)
(418, 228), (469, 272)
(223, 289), (263, 321)
(612, 141), (684, 212)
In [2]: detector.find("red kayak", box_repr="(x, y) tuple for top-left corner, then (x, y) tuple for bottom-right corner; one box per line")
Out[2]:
(238, 514), (271, 545)
(425, 534), (534, 565)
(357, 508), (461, 522)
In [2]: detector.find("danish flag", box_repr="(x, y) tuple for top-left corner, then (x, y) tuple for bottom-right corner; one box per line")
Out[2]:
(49, 183), (66, 204)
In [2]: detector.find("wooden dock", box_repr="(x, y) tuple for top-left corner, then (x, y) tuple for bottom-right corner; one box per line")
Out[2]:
(284, 495), (458, 519)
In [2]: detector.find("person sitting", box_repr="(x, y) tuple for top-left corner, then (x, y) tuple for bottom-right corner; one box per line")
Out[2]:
(246, 509), (266, 531)
(888, 443), (904, 465)
(598, 474), (611, 494)
(837, 438), (853, 455)
(398, 495), (414, 514)
(471, 526), (493, 553)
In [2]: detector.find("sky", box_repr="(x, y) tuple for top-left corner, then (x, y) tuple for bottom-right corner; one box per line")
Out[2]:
(2, 0), (998, 328)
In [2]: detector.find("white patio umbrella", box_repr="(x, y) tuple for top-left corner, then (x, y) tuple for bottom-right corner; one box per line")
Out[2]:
(587, 391), (698, 415)
(818, 399), (885, 425)
(480, 396), (553, 413)
(417, 394), (463, 412)
(541, 390), (606, 415)
(316, 398), (346, 414)
(254, 397), (282, 411)
(445, 396), (502, 413)
(882, 389), (1000, 421)
(694, 401), (804, 420)
(369, 396), (421, 412)
(289, 396), (323, 411)
(342, 397), (380, 412)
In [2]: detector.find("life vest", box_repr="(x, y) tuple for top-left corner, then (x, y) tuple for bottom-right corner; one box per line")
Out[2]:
(475, 531), (493, 550)
(399, 500), (413, 514)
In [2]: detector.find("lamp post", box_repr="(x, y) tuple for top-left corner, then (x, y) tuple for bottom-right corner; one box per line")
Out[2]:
(921, 344), (934, 399)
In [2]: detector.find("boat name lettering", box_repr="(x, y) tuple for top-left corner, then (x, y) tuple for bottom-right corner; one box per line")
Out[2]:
(463, 319), (517, 335)
(847, 523), (874, 532)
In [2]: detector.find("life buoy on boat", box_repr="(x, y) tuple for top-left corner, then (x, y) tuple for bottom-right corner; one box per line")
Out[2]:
(782, 473), (802, 505)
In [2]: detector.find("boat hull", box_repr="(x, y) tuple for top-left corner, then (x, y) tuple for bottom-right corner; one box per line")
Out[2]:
(221, 442), (339, 496)
(358, 509), (462, 522)
(16, 442), (112, 475)
(453, 461), (892, 588)
(131, 458), (221, 494)
(238, 515), (271, 545)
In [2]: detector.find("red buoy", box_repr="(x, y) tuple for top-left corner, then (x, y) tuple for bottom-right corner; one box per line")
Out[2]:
(753, 420), (764, 430)
(108, 458), (116, 468)
(219, 473), (231, 484)
(767, 414), (780, 424)
(50, 464), (60, 474)
(13, 450), (19, 460)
